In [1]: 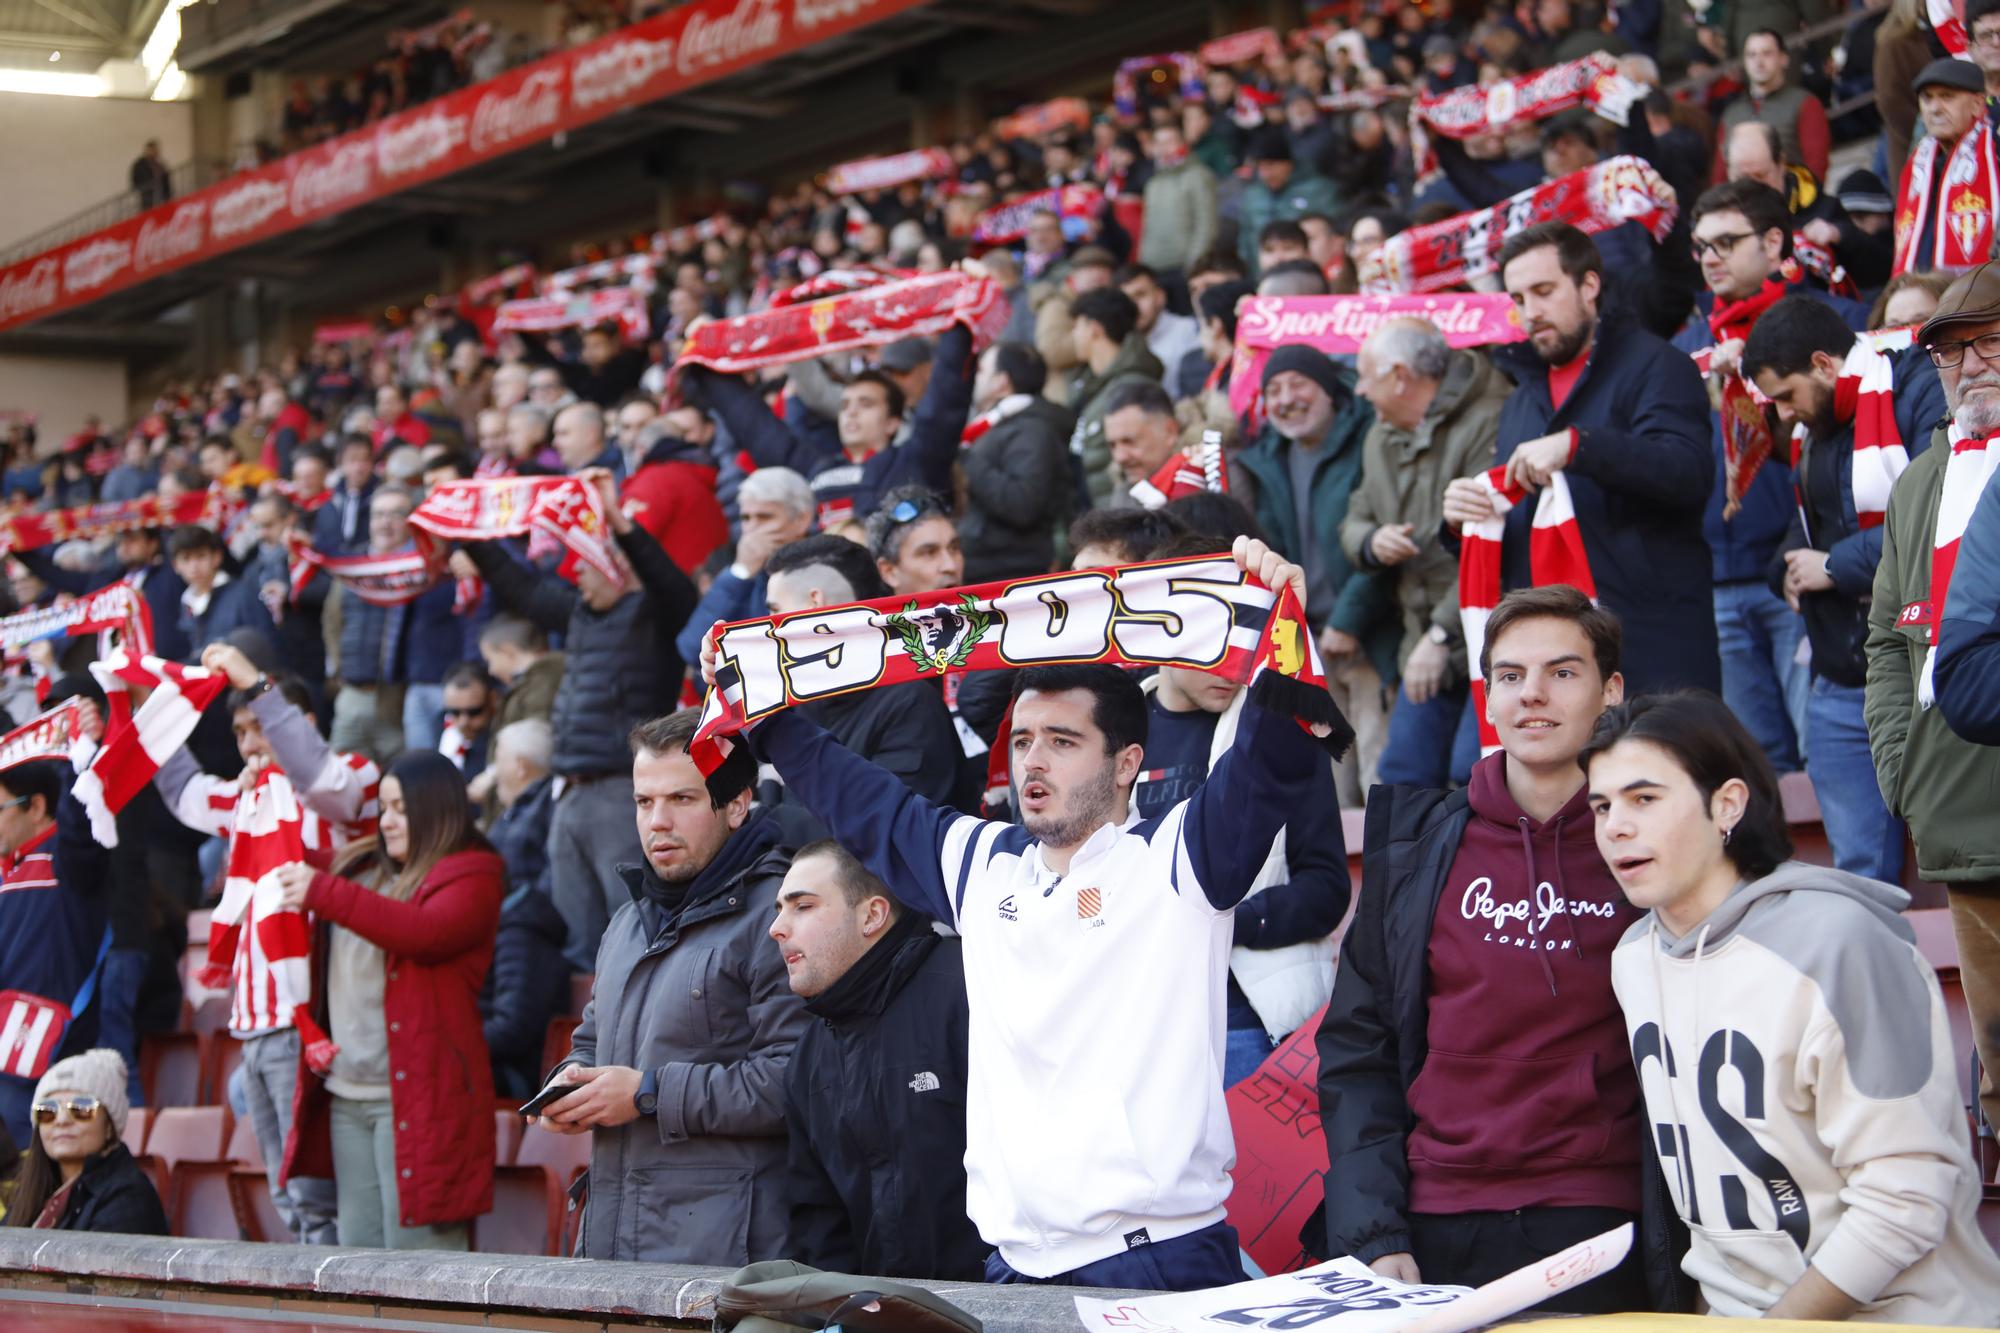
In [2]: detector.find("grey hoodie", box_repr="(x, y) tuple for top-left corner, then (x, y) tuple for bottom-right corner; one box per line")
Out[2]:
(1611, 860), (2000, 1324)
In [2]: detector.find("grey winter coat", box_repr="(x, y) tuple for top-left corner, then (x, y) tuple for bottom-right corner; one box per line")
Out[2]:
(561, 811), (808, 1264)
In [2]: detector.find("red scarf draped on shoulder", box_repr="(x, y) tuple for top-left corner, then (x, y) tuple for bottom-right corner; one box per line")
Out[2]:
(1707, 273), (1790, 518)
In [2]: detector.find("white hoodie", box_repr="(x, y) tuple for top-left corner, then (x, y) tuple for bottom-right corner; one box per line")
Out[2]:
(1611, 862), (2000, 1325)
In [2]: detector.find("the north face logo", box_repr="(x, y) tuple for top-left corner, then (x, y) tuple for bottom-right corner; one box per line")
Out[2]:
(908, 1071), (941, 1093)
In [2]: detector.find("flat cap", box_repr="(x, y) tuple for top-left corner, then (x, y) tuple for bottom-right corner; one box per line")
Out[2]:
(1919, 262), (2000, 345)
(1914, 56), (1985, 97)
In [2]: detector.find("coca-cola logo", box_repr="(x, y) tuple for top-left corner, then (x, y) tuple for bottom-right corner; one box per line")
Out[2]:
(471, 67), (565, 154)
(375, 107), (467, 179)
(0, 258), (57, 322)
(794, 0), (877, 28)
(678, 0), (782, 76)
(210, 178), (289, 240)
(290, 142), (374, 217)
(570, 35), (676, 109)
(63, 237), (132, 294)
(135, 202), (208, 272)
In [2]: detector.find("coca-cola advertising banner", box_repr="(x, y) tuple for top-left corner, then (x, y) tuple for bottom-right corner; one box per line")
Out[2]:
(0, 0), (931, 333)
(1226, 293), (1525, 417)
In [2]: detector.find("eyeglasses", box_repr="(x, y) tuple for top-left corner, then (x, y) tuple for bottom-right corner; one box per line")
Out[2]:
(0, 796), (28, 811)
(1974, 25), (2000, 44)
(31, 1096), (100, 1124)
(1689, 232), (1756, 261)
(1927, 332), (2000, 368)
(442, 705), (488, 719)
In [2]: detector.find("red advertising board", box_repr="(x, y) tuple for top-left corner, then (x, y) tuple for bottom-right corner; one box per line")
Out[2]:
(0, 0), (931, 333)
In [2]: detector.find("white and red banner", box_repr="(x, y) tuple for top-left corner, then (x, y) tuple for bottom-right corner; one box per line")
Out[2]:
(676, 269), (1006, 374)
(413, 475), (625, 587)
(1225, 293), (1525, 418)
(492, 286), (650, 340)
(970, 183), (1103, 245)
(0, 0), (932, 333)
(1412, 51), (1641, 140)
(1362, 156), (1677, 295)
(0, 489), (218, 556)
(993, 97), (1092, 142)
(1199, 27), (1283, 67)
(825, 147), (955, 195)
(0, 581), (155, 658)
(0, 697), (89, 775)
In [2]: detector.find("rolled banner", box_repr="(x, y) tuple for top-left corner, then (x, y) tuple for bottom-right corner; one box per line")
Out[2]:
(0, 697), (89, 774)
(1413, 51), (1642, 140)
(675, 269), (1007, 375)
(1199, 27), (1282, 67)
(1362, 155), (1677, 295)
(993, 97), (1092, 141)
(0, 489), (218, 557)
(970, 183), (1104, 245)
(0, 580), (155, 658)
(825, 147), (955, 195)
(491, 286), (649, 340)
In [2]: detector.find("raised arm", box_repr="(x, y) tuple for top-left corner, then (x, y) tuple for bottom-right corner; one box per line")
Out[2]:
(247, 687), (370, 826)
(610, 500), (699, 634)
(683, 364), (828, 476)
(14, 547), (107, 597)
(889, 324), (976, 496)
(461, 540), (576, 633)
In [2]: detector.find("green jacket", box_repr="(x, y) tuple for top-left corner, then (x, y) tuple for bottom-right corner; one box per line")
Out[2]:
(1139, 160), (1220, 275)
(1337, 349), (1509, 682)
(1237, 170), (1343, 273)
(496, 651), (565, 735)
(1068, 335), (1164, 508)
(1234, 396), (1400, 684)
(1864, 435), (2000, 882)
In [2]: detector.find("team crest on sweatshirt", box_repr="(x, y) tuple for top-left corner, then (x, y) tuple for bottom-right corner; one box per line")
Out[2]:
(1077, 886), (1102, 919)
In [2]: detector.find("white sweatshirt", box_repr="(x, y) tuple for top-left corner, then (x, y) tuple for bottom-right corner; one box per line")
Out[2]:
(1611, 862), (2000, 1325)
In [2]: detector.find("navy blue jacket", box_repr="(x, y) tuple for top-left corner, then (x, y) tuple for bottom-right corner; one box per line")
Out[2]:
(1935, 468), (2000, 744)
(1482, 316), (1721, 696)
(399, 573), (487, 686)
(15, 548), (187, 664)
(684, 325), (974, 522)
(178, 576), (275, 662)
(0, 786), (112, 1105)
(312, 479), (375, 556)
(1767, 345), (1945, 687)
(1671, 282), (1872, 584)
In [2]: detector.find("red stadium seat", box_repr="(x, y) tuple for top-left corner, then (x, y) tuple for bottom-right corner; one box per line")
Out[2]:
(474, 1165), (565, 1255)
(139, 1032), (204, 1109)
(225, 1112), (264, 1168)
(123, 1107), (151, 1156)
(131, 1152), (169, 1203)
(145, 1106), (225, 1170)
(202, 1035), (244, 1105)
(517, 1121), (589, 1185)
(540, 1016), (581, 1080)
(169, 1160), (244, 1239)
(494, 1109), (523, 1167)
(227, 1167), (290, 1244)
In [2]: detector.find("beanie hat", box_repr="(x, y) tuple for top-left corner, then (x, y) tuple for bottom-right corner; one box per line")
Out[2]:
(35, 1048), (131, 1138)
(1260, 344), (1348, 404)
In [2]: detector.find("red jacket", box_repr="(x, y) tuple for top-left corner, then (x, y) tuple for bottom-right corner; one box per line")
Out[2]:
(284, 846), (504, 1227)
(621, 438), (728, 573)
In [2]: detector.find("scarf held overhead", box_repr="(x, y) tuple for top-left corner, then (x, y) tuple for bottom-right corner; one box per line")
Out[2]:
(696, 555), (1349, 754)
(0, 490), (218, 557)
(1413, 52), (1642, 140)
(1893, 114), (2000, 275)
(71, 653), (229, 847)
(1458, 466), (1597, 753)
(0, 580), (155, 658)
(0, 697), (89, 774)
(1362, 156), (1677, 295)
(675, 269), (1007, 375)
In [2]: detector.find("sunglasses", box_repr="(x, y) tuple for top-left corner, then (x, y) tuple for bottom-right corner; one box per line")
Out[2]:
(31, 1096), (100, 1125)
(887, 498), (926, 524)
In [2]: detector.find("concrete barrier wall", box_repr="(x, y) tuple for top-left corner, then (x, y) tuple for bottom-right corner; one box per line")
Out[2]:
(0, 1231), (1120, 1331)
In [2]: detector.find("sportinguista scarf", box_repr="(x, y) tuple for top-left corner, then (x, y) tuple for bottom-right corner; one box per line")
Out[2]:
(0, 490), (218, 557)
(0, 581), (154, 657)
(1707, 274), (1791, 518)
(1806, 337), (1909, 530)
(491, 286), (649, 341)
(676, 270), (1006, 375)
(0, 697), (88, 772)
(970, 184), (1105, 246)
(1131, 432), (1227, 509)
(1458, 465), (1598, 753)
(198, 766), (365, 1067)
(993, 97), (1091, 141)
(1915, 423), (2000, 705)
(1893, 115), (2000, 276)
(71, 653), (229, 847)
(1413, 52), (1641, 140)
(695, 554), (1351, 757)
(1363, 157), (1677, 295)
(826, 147), (955, 195)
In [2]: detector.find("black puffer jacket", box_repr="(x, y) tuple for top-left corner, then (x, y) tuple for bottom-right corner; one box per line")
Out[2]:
(959, 397), (1073, 582)
(464, 526), (697, 778)
(44, 1143), (170, 1235)
(783, 914), (983, 1281)
(479, 881), (572, 1100)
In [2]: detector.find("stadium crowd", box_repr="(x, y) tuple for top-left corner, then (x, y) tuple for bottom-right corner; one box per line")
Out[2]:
(6, 0), (2000, 1322)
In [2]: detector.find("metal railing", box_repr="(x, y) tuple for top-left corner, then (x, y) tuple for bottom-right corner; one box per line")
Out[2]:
(0, 156), (237, 269)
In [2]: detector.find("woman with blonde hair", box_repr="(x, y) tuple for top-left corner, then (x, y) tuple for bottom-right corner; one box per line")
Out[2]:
(274, 750), (503, 1250)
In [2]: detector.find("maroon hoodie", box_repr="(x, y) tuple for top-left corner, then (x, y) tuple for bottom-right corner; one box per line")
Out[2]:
(1404, 752), (1643, 1217)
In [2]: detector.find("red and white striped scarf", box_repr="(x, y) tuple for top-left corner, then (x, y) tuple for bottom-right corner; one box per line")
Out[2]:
(1893, 115), (2000, 276)
(71, 654), (228, 847)
(1917, 423), (2000, 705)
(1458, 466), (1598, 753)
(959, 394), (1034, 448)
(1801, 337), (1910, 530)
(1131, 432), (1227, 509)
(200, 771), (327, 1047)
